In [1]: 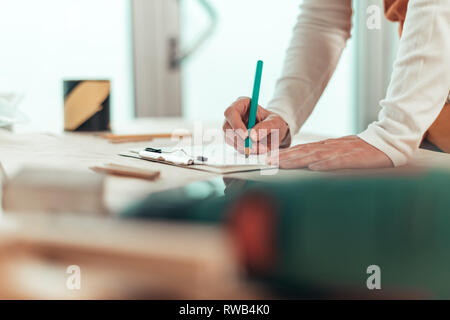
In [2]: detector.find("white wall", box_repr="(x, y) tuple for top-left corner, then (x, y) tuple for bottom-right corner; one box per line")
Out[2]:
(181, 0), (356, 137)
(0, 0), (359, 137)
(0, 0), (134, 132)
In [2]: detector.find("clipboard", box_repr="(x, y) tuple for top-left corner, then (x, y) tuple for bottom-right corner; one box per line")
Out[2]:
(119, 145), (277, 174)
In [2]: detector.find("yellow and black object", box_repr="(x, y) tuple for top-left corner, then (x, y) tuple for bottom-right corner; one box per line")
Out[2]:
(63, 80), (111, 132)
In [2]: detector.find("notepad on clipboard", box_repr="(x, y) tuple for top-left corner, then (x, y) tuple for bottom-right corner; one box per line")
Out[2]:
(119, 144), (277, 174)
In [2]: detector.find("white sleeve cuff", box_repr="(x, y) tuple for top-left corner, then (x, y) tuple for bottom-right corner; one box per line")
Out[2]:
(358, 124), (411, 167)
(266, 100), (300, 139)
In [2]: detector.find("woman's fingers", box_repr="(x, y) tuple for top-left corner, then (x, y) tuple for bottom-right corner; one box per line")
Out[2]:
(223, 99), (251, 140)
(250, 115), (288, 144)
(267, 136), (393, 170)
(223, 97), (291, 155)
(224, 122), (246, 153)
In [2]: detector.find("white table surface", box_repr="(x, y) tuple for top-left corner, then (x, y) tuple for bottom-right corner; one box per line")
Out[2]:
(1, 117), (449, 213)
(0, 118), (333, 212)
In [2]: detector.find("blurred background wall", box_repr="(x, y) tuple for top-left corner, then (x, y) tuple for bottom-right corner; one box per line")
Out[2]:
(0, 0), (134, 132)
(0, 0), (398, 136)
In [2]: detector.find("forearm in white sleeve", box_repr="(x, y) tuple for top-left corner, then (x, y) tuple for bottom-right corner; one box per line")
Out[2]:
(267, 0), (353, 137)
(358, 0), (450, 166)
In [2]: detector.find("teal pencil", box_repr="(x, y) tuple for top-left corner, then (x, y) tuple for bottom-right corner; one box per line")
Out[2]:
(245, 60), (264, 158)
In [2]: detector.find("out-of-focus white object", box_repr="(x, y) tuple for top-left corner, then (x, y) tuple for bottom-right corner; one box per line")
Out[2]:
(0, 93), (28, 128)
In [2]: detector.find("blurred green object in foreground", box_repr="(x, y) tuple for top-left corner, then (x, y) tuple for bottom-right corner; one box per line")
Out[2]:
(122, 170), (450, 298)
(121, 178), (233, 223)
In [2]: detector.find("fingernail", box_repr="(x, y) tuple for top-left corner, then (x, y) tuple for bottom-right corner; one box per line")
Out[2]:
(250, 130), (257, 141)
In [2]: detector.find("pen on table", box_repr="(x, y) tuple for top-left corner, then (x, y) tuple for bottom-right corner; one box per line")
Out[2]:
(245, 60), (263, 158)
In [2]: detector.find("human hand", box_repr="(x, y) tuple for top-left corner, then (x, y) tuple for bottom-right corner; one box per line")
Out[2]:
(267, 135), (393, 171)
(223, 97), (290, 154)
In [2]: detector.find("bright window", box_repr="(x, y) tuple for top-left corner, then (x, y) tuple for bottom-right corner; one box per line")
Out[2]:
(181, 0), (356, 137)
(0, 0), (134, 132)
(1, 0), (357, 137)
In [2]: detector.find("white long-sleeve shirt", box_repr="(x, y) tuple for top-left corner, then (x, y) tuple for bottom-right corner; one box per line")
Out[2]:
(267, 0), (450, 166)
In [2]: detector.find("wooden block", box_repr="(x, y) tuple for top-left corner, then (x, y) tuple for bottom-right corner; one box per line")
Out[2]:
(101, 132), (191, 143)
(64, 81), (110, 131)
(90, 163), (160, 181)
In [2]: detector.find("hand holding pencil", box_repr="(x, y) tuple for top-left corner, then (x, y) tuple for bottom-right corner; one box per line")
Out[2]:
(223, 61), (290, 156)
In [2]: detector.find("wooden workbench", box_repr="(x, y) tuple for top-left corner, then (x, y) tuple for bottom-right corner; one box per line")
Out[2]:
(1, 118), (449, 299)
(0, 118), (323, 299)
